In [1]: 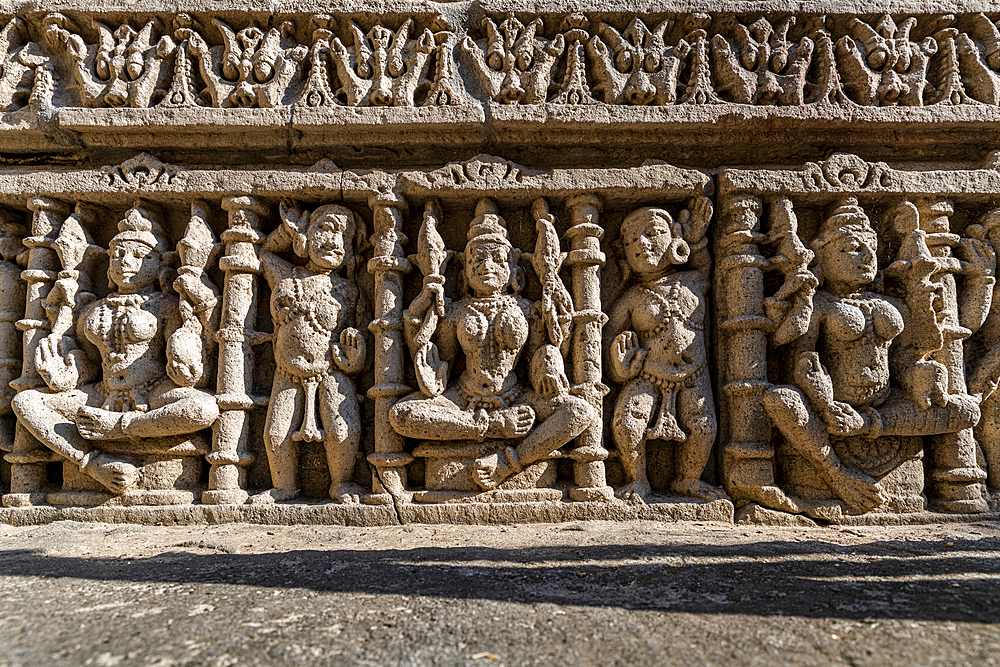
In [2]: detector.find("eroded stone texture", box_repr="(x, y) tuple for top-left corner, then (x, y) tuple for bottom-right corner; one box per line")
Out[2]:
(0, 1), (999, 527)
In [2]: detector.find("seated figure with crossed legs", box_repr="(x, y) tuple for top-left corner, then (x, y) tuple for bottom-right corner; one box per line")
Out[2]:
(389, 199), (595, 491)
(12, 205), (220, 496)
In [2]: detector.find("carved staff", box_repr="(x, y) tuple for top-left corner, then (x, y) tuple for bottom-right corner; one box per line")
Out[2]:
(203, 197), (266, 505)
(366, 190), (413, 504)
(563, 194), (613, 502)
(4, 197), (69, 507)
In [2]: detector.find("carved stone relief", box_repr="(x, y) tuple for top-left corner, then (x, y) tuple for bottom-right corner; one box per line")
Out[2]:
(0, 1), (999, 527)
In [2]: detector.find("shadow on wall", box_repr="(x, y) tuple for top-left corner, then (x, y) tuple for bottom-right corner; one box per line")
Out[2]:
(3, 537), (999, 623)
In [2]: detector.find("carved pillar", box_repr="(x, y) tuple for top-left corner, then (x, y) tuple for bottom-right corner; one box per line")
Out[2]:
(3, 197), (68, 507)
(919, 199), (988, 513)
(203, 197), (266, 505)
(716, 195), (777, 507)
(366, 192), (414, 504)
(564, 194), (612, 501)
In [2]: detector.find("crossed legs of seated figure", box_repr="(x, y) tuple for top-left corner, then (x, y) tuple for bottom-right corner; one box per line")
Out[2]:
(389, 388), (595, 490)
(11, 380), (219, 494)
(259, 372), (363, 504)
(612, 372), (726, 503)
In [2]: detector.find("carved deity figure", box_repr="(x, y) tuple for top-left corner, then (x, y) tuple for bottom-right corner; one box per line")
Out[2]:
(254, 203), (368, 504)
(389, 199), (595, 490)
(606, 198), (727, 503)
(12, 205), (220, 494)
(763, 198), (992, 514)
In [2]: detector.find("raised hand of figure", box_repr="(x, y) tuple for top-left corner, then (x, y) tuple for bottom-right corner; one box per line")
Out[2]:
(173, 272), (215, 307)
(35, 333), (82, 392)
(680, 196), (714, 243)
(956, 230), (997, 278)
(414, 341), (448, 397)
(334, 327), (366, 374)
(610, 330), (647, 381)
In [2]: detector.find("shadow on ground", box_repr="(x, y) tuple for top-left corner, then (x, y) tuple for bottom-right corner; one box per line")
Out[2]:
(3, 536), (999, 623)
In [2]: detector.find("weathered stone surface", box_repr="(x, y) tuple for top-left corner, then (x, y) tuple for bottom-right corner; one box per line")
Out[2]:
(0, 0), (998, 530)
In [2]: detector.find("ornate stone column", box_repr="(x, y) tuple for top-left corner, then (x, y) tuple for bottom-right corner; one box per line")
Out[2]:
(4, 197), (68, 507)
(365, 191), (414, 504)
(564, 194), (612, 501)
(716, 195), (780, 508)
(918, 199), (989, 513)
(203, 197), (266, 505)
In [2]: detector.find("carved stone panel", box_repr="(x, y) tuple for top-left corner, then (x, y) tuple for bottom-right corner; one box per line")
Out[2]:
(0, 1), (999, 527)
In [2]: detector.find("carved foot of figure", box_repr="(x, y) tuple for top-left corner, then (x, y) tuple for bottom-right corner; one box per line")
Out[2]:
(615, 480), (651, 504)
(76, 406), (129, 441)
(671, 478), (729, 502)
(485, 406), (535, 439)
(249, 488), (301, 505)
(330, 482), (364, 504)
(82, 453), (139, 494)
(473, 446), (522, 490)
(828, 465), (882, 513)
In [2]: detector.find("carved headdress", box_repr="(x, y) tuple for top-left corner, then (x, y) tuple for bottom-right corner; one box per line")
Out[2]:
(811, 197), (877, 254)
(466, 198), (512, 250)
(109, 203), (170, 255)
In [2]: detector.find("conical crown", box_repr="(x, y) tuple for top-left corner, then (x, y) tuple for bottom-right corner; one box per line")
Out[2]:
(110, 203), (169, 254)
(466, 198), (511, 249)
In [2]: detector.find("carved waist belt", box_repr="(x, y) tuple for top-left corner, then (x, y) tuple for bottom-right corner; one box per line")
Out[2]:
(641, 363), (705, 442)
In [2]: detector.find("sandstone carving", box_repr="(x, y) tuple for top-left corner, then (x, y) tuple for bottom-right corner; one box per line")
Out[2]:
(607, 199), (726, 503)
(462, 16), (564, 104)
(0, 2), (999, 528)
(389, 198), (598, 499)
(255, 201), (368, 504)
(11, 204), (220, 505)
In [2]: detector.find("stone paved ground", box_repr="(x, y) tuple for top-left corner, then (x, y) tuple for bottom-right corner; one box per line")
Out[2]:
(0, 520), (998, 667)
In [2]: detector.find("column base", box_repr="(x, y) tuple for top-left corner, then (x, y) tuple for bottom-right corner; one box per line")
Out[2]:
(202, 488), (250, 505)
(2, 492), (46, 507)
(569, 486), (614, 502)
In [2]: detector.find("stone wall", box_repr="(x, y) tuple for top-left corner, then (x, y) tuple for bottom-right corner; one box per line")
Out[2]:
(1, 0), (999, 526)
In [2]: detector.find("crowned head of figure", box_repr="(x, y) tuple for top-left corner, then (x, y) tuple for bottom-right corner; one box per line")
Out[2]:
(811, 197), (878, 291)
(108, 202), (169, 293)
(464, 198), (519, 297)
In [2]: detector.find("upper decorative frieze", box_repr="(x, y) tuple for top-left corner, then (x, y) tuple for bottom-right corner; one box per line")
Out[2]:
(0, 9), (998, 116)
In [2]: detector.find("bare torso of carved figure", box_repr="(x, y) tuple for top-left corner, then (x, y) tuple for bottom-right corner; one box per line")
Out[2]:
(451, 294), (531, 404)
(270, 268), (356, 379)
(815, 291), (904, 407)
(83, 292), (175, 410)
(627, 271), (706, 381)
